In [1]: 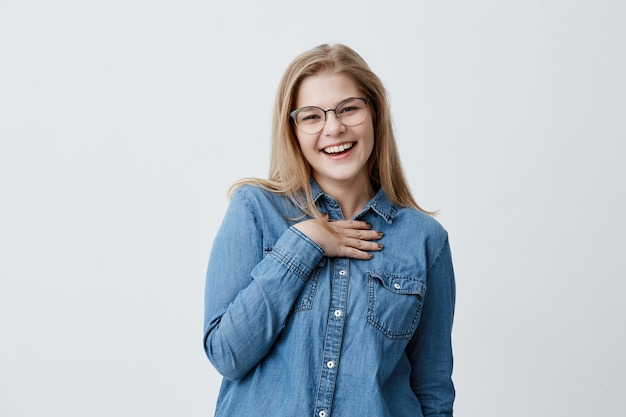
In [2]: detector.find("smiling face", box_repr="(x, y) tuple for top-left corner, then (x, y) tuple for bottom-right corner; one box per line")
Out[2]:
(293, 71), (375, 194)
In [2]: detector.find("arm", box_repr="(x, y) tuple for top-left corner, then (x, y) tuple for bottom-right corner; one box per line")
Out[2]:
(407, 236), (456, 416)
(203, 188), (384, 381)
(203, 189), (324, 380)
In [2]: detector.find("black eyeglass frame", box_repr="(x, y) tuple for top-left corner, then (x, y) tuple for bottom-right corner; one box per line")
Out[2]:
(289, 97), (370, 131)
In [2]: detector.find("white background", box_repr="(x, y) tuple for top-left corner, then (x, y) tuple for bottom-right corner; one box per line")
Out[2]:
(1, 1), (624, 416)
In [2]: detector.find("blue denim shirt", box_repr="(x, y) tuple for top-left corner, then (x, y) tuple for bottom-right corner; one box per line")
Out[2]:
(204, 181), (455, 417)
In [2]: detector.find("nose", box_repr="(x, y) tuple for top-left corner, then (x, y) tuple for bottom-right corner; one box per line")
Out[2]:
(323, 111), (345, 135)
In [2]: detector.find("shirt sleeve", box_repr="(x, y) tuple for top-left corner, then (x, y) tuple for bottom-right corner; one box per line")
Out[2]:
(203, 188), (324, 381)
(407, 235), (456, 416)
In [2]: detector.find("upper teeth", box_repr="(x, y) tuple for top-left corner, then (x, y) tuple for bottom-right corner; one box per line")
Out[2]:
(324, 143), (353, 154)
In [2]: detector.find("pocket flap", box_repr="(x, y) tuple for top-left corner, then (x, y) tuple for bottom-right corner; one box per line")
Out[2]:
(368, 271), (426, 296)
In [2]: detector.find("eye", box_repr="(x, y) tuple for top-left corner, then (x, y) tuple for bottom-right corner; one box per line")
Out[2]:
(339, 105), (358, 114)
(297, 108), (323, 124)
(337, 98), (366, 115)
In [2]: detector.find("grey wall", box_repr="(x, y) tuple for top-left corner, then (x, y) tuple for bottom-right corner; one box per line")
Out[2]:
(1, 1), (624, 415)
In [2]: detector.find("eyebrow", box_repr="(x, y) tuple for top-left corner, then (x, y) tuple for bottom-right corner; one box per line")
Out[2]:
(295, 97), (359, 110)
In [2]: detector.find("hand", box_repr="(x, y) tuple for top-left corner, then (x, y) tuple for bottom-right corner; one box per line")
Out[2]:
(293, 216), (383, 260)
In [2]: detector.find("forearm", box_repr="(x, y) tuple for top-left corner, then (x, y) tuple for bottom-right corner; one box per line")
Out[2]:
(204, 226), (324, 380)
(408, 237), (456, 416)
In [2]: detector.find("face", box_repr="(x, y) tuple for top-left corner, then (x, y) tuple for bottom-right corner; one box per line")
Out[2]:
(293, 71), (375, 192)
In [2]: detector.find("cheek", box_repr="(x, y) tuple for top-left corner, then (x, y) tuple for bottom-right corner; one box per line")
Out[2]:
(363, 132), (376, 165)
(295, 134), (309, 151)
(363, 124), (375, 155)
(295, 134), (319, 163)
(293, 131), (307, 152)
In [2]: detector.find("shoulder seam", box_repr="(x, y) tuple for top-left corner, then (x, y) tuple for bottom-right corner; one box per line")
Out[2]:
(427, 232), (449, 275)
(236, 187), (262, 233)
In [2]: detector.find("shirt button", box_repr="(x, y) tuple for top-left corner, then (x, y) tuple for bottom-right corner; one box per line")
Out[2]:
(339, 270), (347, 276)
(319, 411), (327, 417)
(334, 309), (342, 317)
(393, 283), (401, 290)
(327, 360), (334, 368)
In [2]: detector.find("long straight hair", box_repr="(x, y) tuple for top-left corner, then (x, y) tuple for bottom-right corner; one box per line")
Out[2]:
(231, 44), (430, 217)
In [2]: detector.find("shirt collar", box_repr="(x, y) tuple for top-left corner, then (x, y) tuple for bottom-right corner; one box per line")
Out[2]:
(310, 179), (397, 224)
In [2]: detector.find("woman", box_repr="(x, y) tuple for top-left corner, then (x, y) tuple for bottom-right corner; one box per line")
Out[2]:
(204, 44), (455, 417)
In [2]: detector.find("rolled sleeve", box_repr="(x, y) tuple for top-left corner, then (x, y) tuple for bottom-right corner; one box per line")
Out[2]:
(256, 226), (324, 282)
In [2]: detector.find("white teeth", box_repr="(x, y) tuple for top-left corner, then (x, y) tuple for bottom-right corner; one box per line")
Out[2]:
(323, 142), (354, 154)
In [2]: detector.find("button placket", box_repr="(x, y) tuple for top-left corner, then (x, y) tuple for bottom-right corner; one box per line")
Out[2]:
(314, 260), (350, 417)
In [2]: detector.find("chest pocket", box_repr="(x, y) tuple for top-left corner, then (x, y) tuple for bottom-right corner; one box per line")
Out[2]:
(367, 271), (427, 340)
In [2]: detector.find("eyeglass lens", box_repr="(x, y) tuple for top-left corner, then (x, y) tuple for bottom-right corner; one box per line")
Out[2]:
(292, 97), (368, 134)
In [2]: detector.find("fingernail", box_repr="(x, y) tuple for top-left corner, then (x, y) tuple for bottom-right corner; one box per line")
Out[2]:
(377, 232), (384, 238)
(377, 243), (383, 250)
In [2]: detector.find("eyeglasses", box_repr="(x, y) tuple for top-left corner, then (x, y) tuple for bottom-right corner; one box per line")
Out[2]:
(290, 97), (370, 134)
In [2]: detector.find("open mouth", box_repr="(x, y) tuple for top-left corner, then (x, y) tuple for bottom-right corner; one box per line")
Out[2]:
(323, 142), (354, 155)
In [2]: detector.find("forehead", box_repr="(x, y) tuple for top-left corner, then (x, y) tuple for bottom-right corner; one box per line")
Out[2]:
(295, 71), (361, 108)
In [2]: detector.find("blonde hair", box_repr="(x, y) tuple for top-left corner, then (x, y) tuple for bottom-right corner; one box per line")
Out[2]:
(231, 43), (430, 216)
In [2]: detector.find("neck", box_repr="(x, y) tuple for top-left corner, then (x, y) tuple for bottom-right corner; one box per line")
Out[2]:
(315, 174), (375, 219)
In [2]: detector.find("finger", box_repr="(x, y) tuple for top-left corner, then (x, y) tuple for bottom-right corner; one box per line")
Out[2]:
(333, 227), (383, 241)
(331, 219), (372, 230)
(334, 236), (382, 253)
(354, 229), (384, 241)
(340, 247), (375, 260)
(345, 237), (383, 252)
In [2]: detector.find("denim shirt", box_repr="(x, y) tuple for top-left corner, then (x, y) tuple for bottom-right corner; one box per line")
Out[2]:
(204, 181), (455, 417)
